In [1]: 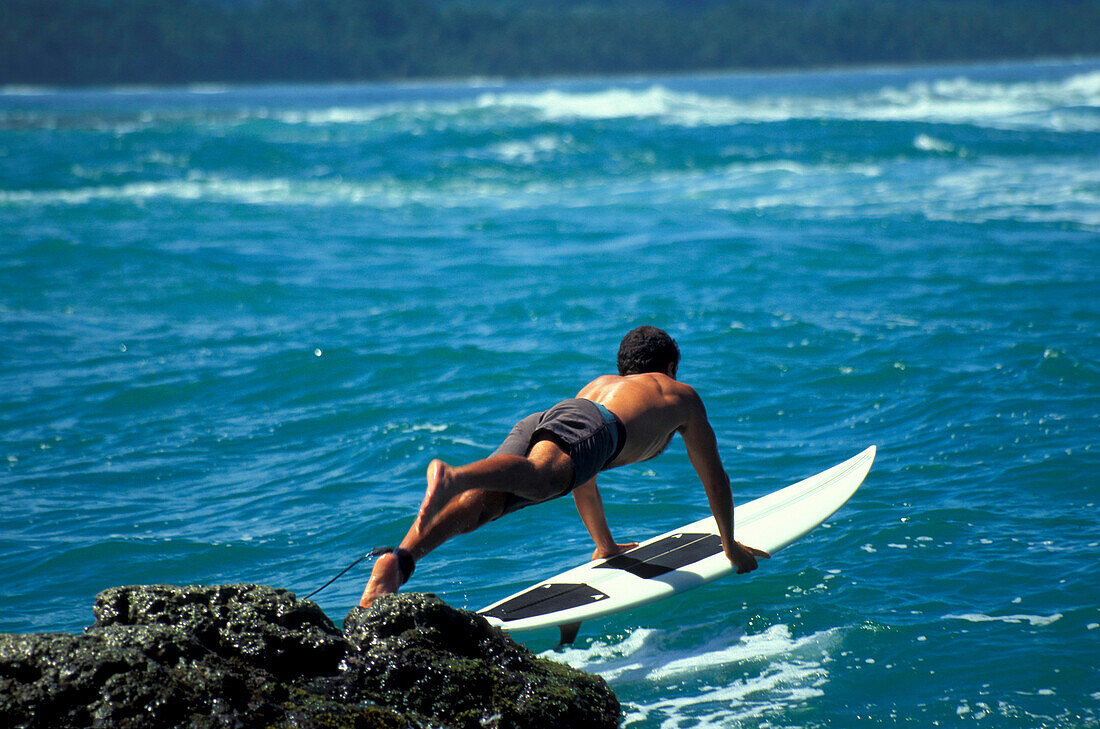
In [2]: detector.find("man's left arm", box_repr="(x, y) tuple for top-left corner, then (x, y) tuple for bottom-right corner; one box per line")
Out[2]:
(679, 389), (768, 574)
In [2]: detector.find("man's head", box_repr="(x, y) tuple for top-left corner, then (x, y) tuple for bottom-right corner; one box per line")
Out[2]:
(617, 326), (680, 377)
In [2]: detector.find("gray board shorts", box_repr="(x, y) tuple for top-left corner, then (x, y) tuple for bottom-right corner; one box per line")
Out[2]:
(491, 398), (626, 517)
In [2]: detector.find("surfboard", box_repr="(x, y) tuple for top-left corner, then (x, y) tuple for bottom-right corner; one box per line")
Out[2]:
(477, 445), (875, 644)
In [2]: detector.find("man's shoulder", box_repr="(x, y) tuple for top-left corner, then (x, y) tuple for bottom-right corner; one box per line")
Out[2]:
(643, 371), (698, 395)
(580, 373), (701, 404)
(586, 373), (625, 387)
(632, 373), (705, 412)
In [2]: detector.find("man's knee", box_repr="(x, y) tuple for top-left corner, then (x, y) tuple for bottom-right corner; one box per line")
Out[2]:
(459, 490), (507, 527)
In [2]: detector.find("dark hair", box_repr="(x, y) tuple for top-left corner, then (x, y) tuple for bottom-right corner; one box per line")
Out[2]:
(617, 326), (680, 376)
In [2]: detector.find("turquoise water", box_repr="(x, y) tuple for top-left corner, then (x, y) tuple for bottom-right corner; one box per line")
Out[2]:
(3, 60), (1098, 726)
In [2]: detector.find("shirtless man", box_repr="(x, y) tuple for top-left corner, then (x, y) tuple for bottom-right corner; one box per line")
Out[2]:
(360, 325), (768, 608)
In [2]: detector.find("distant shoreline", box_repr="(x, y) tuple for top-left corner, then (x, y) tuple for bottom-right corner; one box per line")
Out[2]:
(3, 0), (1099, 89)
(2, 55), (1097, 97)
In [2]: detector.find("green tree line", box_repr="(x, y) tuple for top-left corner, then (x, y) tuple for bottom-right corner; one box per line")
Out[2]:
(2, 0), (1098, 86)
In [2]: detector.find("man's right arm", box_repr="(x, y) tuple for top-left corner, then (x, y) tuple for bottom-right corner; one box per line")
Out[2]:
(573, 478), (638, 561)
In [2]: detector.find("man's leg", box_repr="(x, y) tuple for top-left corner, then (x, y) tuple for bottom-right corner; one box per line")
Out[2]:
(359, 439), (574, 607)
(414, 439), (573, 532)
(359, 487), (508, 607)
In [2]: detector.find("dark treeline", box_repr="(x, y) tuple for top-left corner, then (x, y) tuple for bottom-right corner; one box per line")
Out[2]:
(3, 0), (1099, 86)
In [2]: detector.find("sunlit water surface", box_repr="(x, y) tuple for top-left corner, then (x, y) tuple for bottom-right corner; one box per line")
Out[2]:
(3, 60), (1098, 727)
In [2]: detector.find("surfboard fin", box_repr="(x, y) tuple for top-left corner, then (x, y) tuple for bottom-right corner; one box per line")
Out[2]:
(558, 622), (582, 646)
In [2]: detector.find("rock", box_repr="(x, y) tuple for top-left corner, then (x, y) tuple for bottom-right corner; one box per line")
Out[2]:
(92, 584), (349, 680)
(337, 594), (620, 729)
(0, 585), (620, 729)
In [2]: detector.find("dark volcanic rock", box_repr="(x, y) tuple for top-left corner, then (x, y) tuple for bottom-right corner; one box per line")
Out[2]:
(0, 585), (620, 729)
(339, 594), (620, 728)
(93, 584), (348, 680)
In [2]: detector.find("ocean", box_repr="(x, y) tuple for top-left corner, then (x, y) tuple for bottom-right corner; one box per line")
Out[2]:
(2, 59), (1097, 727)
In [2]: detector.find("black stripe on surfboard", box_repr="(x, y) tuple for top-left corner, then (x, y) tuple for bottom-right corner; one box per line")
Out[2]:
(595, 532), (723, 579)
(480, 583), (609, 622)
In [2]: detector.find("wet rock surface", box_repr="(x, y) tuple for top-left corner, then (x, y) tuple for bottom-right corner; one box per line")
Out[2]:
(0, 585), (620, 729)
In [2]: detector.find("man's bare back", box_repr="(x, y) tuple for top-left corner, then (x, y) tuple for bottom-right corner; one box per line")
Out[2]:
(576, 372), (699, 468)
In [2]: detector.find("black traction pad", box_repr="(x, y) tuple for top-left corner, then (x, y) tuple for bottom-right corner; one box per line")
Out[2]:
(595, 532), (723, 579)
(480, 582), (609, 622)
(479, 533), (722, 622)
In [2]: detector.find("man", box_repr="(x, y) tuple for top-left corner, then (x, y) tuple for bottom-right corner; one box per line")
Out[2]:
(360, 325), (768, 607)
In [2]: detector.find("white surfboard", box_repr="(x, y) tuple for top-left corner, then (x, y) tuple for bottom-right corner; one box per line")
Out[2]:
(478, 446), (875, 643)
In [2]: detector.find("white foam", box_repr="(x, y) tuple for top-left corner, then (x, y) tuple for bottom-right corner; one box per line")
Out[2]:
(488, 134), (570, 163)
(546, 624), (837, 727)
(647, 623), (830, 680)
(913, 134), (955, 153)
(623, 663), (828, 729)
(926, 160), (1100, 228)
(550, 627), (661, 682)
(0, 177), (301, 206)
(0, 175), (498, 209)
(707, 152), (1100, 230)
(468, 70), (1100, 130)
(1, 85), (58, 96)
(276, 106), (403, 125)
(6, 67), (1098, 137)
(944, 612), (1063, 627)
(477, 86), (689, 121)
(185, 84), (231, 95)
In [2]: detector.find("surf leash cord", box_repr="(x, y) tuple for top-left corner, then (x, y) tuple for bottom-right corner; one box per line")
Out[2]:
(302, 546), (415, 601)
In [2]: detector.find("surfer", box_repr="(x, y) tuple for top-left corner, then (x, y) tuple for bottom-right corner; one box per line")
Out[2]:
(360, 325), (768, 607)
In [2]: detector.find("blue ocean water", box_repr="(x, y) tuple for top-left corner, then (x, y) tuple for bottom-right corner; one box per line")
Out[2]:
(2, 59), (1098, 726)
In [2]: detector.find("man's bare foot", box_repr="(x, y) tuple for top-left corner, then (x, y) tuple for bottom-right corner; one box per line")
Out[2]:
(415, 459), (458, 532)
(359, 552), (402, 608)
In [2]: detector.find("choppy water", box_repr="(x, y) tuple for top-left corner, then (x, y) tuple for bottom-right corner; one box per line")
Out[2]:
(2, 59), (1098, 727)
